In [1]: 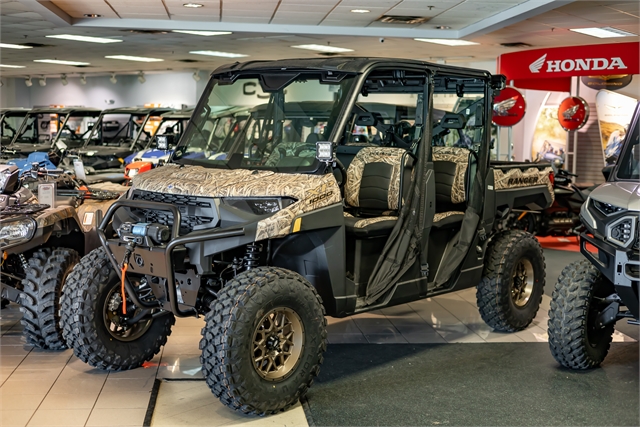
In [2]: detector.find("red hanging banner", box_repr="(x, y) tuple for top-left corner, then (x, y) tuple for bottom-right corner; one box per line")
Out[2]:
(497, 42), (639, 92)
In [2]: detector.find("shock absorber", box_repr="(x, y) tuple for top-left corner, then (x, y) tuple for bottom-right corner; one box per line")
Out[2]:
(244, 243), (260, 270)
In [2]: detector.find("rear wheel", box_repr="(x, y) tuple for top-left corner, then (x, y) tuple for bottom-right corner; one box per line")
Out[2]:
(548, 260), (615, 369)
(200, 267), (327, 415)
(19, 248), (78, 350)
(60, 247), (174, 370)
(477, 230), (545, 332)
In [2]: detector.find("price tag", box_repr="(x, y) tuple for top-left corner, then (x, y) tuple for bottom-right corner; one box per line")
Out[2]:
(38, 183), (56, 208)
(73, 159), (87, 180)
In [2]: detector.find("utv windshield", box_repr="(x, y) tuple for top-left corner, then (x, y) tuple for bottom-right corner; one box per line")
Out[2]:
(85, 113), (155, 148)
(146, 117), (190, 150)
(615, 117), (639, 181)
(174, 73), (356, 172)
(12, 112), (65, 145)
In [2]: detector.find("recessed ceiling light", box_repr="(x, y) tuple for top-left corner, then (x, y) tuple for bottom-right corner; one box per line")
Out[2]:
(46, 34), (122, 44)
(569, 27), (637, 38)
(105, 55), (164, 62)
(183, 3), (203, 7)
(414, 38), (479, 46)
(0, 43), (32, 49)
(291, 44), (354, 53)
(84, 14), (101, 18)
(189, 50), (248, 58)
(435, 25), (451, 30)
(34, 59), (90, 66)
(172, 30), (232, 36)
(351, 9), (370, 13)
(0, 64), (26, 68)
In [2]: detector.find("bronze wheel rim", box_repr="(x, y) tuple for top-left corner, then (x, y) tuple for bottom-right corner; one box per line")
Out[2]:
(103, 284), (152, 342)
(511, 258), (534, 307)
(252, 307), (304, 382)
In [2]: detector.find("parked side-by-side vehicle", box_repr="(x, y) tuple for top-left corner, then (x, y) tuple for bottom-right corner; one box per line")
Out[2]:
(60, 58), (554, 415)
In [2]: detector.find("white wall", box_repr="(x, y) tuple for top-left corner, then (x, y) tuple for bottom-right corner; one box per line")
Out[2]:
(2, 72), (209, 109)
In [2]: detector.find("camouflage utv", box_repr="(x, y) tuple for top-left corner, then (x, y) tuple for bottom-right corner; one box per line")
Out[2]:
(60, 58), (554, 414)
(0, 164), (123, 349)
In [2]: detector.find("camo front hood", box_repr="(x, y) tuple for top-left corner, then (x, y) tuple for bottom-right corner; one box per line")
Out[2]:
(131, 164), (342, 240)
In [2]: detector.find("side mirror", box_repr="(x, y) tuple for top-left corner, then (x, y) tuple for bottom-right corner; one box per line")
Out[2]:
(355, 112), (377, 127)
(602, 165), (614, 181)
(440, 112), (467, 130)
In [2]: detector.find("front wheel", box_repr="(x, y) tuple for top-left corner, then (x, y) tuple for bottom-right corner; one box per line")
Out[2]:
(477, 230), (546, 332)
(200, 267), (327, 415)
(60, 247), (175, 371)
(548, 260), (615, 369)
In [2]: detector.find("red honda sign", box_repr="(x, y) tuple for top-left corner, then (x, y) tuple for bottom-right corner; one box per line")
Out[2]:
(497, 42), (639, 92)
(492, 87), (526, 127)
(558, 96), (589, 131)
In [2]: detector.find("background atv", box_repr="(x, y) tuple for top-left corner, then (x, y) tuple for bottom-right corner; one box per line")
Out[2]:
(61, 58), (554, 415)
(0, 164), (123, 349)
(548, 102), (639, 369)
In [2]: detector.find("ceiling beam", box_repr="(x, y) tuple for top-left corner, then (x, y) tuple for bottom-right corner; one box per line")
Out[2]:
(17, 0), (72, 26)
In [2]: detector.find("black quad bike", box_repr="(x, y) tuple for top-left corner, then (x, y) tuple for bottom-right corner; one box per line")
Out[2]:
(60, 58), (554, 415)
(0, 164), (122, 349)
(549, 102), (640, 369)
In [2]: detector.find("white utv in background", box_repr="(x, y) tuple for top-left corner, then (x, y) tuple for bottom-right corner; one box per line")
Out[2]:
(549, 102), (640, 369)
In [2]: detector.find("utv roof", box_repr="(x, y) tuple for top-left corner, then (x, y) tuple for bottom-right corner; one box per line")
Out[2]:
(212, 57), (493, 78)
(25, 107), (101, 116)
(160, 108), (195, 120)
(0, 108), (31, 116)
(100, 107), (175, 115)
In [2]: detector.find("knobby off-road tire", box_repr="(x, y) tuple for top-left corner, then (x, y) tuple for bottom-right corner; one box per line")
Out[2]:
(60, 247), (175, 370)
(548, 260), (615, 369)
(477, 230), (545, 332)
(19, 248), (78, 350)
(200, 267), (327, 416)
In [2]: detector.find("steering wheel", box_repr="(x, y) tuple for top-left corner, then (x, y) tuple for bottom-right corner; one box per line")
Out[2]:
(333, 158), (348, 198)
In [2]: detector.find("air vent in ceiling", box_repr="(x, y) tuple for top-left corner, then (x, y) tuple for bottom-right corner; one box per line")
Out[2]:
(316, 52), (342, 57)
(177, 59), (200, 63)
(500, 42), (532, 48)
(21, 43), (52, 48)
(122, 29), (169, 35)
(377, 15), (430, 25)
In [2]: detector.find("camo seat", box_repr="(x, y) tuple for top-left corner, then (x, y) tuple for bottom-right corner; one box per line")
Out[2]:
(432, 146), (472, 228)
(343, 146), (413, 238)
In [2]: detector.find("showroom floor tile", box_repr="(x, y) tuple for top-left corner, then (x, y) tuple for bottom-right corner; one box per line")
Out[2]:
(0, 289), (636, 427)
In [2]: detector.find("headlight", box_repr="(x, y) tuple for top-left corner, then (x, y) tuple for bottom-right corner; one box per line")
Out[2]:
(593, 200), (625, 216)
(606, 216), (636, 248)
(0, 217), (36, 249)
(221, 197), (297, 215)
(126, 168), (139, 178)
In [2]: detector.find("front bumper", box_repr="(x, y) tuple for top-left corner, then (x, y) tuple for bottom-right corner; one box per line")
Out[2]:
(580, 232), (639, 319)
(99, 198), (246, 317)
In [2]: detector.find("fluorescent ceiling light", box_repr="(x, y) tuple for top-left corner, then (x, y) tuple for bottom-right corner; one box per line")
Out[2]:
(414, 38), (479, 46)
(105, 55), (164, 62)
(183, 3), (203, 7)
(351, 9), (370, 13)
(291, 44), (354, 53)
(172, 30), (232, 36)
(569, 27), (636, 38)
(190, 50), (248, 58)
(34, 59), (90, 66)
(0, 43), (32, 49)
(0, 64), (26, 68)
(46, 34), (122, 44)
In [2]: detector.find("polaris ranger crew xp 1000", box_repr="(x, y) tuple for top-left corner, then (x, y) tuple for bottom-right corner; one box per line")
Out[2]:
(61, 58), (554, 415)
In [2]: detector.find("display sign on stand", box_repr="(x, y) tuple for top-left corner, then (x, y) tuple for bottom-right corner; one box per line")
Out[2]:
(492, 87), (525, 161)
(557, 96), (589, 131)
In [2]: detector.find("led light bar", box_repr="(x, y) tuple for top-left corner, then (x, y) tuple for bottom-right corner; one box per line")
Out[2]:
(46, 34), (122, 44)
(105, 55), (164, 62)
(414, 39), (479, 46)
(189, 50), (248, 58)
(291, 44), (354, 53)
(172, 30), (232, 36)
(34, 59), (90, 66)
(570, 27), (637, 38)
